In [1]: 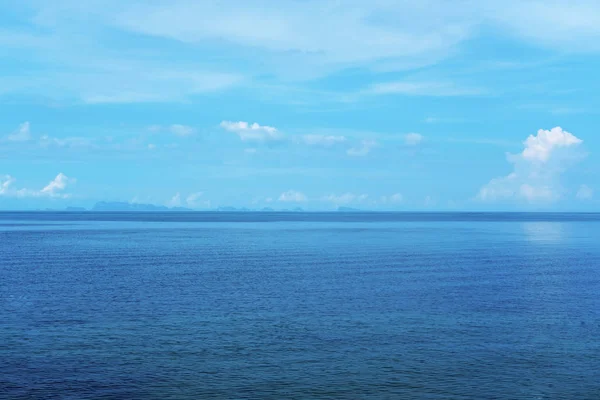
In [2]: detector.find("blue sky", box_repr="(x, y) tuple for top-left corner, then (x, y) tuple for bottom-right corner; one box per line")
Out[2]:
(1, 0), (599, 210)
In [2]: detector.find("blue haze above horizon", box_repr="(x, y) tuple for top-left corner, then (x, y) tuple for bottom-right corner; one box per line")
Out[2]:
(1, 1), (599, 211)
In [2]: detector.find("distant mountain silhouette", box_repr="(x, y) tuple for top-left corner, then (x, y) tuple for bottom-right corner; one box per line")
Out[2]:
(336, 206), (361, 212)
(65, 206), (87, 211)
(216, 206), (252, 212)
(92, 201), (191, 212)
(216, 206), (238, 211)
(88, 202), (309, 212)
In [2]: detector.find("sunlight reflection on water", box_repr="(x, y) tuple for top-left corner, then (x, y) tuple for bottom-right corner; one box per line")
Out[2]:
(521, 222), (565, 243)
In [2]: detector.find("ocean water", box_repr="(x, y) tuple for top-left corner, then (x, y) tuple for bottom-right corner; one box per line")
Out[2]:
(1, 212), (600, 399)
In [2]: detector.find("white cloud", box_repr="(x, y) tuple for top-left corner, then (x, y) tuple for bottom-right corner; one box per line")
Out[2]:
(390, 193), (403, 202)
(114, 1), (473, 77)
(404, 133), (423, 146)
(323, 193), (368, 205)
(82, 1), (600, 79)
(167, 192), (181, 207)
(2, 0), (600, 105)
(347, 139), (377, 157)
(488, 1), (600, 53)
(576, 185), (593, 200)
(519, 184), (555, 203)
(0, 175), (16, 194)
(40, 135), (94, 148)
(367, 81), (484, 97)
(380, 193), (403, 204)
(186, 192), (206, 207)
(40, 173), (75, 198)
(169, 124), (195, 136)
(148, 143), (156, 150)
(7, 122), (32, 142)
(521, 127), (582, 162)
(477, 127), (584, 204)
(0, 173), (75, 199)
(220, 121), (284, 142)
(300, 134), (347, 147)
(78, 71), (242, 104)
(278, 190), (307, 202)
(476, 173), (519, 202)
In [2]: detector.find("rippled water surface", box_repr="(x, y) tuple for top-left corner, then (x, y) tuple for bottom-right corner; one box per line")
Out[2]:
(1, 212), (600, 399)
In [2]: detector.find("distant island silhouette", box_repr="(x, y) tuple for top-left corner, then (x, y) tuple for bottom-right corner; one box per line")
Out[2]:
(41, 202), (368, 212)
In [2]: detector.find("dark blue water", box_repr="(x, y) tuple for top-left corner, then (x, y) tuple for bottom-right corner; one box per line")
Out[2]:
(1, 212), (599, 399)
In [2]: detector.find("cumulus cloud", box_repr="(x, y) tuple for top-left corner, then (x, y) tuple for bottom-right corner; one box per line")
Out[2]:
(519, 184), (555, 203)
(322, 193), (368, 204)
(347, 140), (377, 157)
(221, 121), (283, 142)
(40, 173), (75, 197)
(0, 173), (75, 199)
(521, 127), (582, 162)
(278, 190), (307, 202)
(7, 122), (32, 142)
(576, 185), (593, 200)
(404, 133), (423, 146)
(300, 134), (347, 147)
(477, 127), (584, 204)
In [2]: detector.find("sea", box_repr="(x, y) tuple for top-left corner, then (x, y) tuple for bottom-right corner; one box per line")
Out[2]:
(1, 212), (599, 399)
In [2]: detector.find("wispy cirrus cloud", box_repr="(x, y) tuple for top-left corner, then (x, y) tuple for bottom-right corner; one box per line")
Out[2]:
(366, 81), (485, 97)
(1, 0), (600, 105)
(403, 133), (423, 146)
(6, 122), (32, 142)
(0, 175), (16, 195)
(347, 140), (377, 157)
(40, 135), (95, 148)
(169, 124), (195, 137)
(298, 134), (347, 147)
(147, 124), (196, 136)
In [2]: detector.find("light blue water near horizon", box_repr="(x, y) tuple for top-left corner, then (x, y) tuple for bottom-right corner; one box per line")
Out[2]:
(1, 212), (600, 399)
